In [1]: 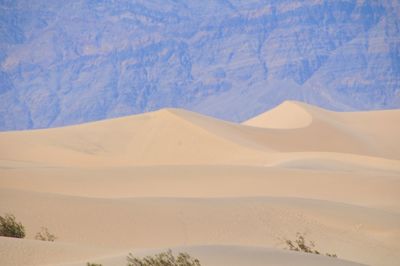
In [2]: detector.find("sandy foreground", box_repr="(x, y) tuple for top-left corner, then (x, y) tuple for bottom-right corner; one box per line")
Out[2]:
(0, 101), (399, 266)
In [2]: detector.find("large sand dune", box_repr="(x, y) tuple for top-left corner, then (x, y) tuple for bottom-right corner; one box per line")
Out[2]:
(0, 101), (399, 266)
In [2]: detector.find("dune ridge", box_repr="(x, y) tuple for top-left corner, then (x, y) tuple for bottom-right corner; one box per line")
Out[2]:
(0, 101), (399, 266)
(243, 101), (314, 129)
(1, 101), (399, 166)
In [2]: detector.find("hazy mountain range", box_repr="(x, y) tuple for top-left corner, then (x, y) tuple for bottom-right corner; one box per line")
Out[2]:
(1, 0), (399, 130)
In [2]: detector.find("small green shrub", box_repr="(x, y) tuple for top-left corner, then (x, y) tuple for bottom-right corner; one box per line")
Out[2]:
(0, 213), (25, 238)
(285, 233), (337, 258)
(86, 263), (102, 266)
(127, 249), (201, 266)
(35, 227), (56, 241)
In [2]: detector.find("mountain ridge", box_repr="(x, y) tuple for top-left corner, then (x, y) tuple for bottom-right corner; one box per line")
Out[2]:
(0, 0), (399, 130)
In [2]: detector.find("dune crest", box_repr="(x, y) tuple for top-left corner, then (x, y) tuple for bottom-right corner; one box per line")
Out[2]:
(243, 101), (314, 129)
(1, 101), (400, 166)
(1, 101), (399, 266)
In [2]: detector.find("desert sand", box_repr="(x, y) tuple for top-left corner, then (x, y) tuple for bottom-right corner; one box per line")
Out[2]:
(0, 101), (399, 266)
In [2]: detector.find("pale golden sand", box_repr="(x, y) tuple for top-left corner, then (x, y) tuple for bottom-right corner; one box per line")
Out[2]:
(0, 101), (399, 266)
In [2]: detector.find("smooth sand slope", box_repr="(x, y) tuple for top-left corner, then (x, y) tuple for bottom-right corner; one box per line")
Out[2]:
(0, 237), (363, 266)
(0, 101), (399, 266)
(1, 101), (400, 166)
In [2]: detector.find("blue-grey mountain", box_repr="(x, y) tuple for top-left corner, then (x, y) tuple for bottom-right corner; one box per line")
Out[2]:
(0, 0), (399, 130)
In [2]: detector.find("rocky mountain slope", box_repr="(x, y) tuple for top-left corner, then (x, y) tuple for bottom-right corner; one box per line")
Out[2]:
(1, 0), (399, 130)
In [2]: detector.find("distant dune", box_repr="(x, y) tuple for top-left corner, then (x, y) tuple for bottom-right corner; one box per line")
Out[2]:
(243, 101), (314, 129)
(0, 101), (399, 266)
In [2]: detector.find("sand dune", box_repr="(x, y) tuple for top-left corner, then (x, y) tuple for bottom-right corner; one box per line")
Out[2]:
(243, 101), (400, 159)
(1, 189), (398, 266)
(1, 101), (399, 166)
(0, 238), (364, 266)
(0, 164), (399, 212)
(0, 109), (272, 166)
(243, 101), (314, 129)
(0, 101), (399, 266)
(60, 245), (366, 266)
(0, 236), (111, 266)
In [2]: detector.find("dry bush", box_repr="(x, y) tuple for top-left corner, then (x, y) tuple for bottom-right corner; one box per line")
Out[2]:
(127, 249), (201, 266)
(285, 233), (337, 258)
(0, 213), (25, 238)
(35, 227), (56, 241)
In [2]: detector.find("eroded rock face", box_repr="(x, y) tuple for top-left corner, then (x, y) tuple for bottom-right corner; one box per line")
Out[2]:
(0, 0), (399, 130)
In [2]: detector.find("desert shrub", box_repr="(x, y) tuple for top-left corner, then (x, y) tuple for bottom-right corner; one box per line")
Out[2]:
(127, 249), (201, 266)
(285, 233), (337, 258)
(35, 227), (56, 241)
(0, 213), (25, 238)
(86, 263), (102, 266)
(326, 252), (338, 258)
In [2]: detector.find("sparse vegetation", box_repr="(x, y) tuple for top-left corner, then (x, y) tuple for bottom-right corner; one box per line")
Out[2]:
(86, 263), (102, 266)
(0, 213), (25, 238)
(127, 249), (201, 266)
(35, 227), (56, 241)
(285, 233), (337, 258)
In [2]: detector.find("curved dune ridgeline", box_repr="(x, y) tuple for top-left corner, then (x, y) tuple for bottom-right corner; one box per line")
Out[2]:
(0, 101), (399, 266)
